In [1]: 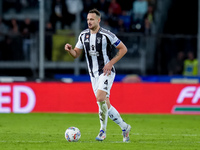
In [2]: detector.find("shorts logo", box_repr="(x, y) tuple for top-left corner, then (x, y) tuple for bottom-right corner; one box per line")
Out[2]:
(104, 80), (108, 85)
(103, 80), (108, 90)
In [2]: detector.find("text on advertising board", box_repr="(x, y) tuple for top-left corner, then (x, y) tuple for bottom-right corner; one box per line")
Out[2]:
(0, 85), (36, 113)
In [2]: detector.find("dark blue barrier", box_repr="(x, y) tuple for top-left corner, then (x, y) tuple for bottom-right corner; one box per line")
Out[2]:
(54, 74), (200, 83)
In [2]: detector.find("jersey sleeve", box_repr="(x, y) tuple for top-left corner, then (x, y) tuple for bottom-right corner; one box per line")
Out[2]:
(110, 32), (121, 47)
(75, 34), (83, 49)
(112, 38), (121, 47)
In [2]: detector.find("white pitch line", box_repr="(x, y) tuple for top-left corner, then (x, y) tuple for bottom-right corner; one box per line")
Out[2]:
(84, 132), (200, 137)
(0, 140), (199, 144)
(0, 141), (57, 143)
(79, 141), (125, 143)
(131, 133), (200, 137)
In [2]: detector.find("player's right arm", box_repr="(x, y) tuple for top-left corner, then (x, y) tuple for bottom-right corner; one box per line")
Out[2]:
(65, 43), (82, 58)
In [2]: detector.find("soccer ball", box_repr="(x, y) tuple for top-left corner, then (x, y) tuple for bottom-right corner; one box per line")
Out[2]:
(65, 127), (81, 142)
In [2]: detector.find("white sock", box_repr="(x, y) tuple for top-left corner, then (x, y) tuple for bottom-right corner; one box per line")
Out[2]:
(97, 101), (108, 132)
(108, 105), (127, 130)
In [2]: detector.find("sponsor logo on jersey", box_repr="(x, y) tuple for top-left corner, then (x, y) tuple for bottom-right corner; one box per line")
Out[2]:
(89, 45), (99, 56)
(91, 45), (95, 50)
(89, 51), (99, 56)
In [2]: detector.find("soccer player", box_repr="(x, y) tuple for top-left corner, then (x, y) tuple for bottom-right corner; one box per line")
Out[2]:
(64, 8), (131, 142)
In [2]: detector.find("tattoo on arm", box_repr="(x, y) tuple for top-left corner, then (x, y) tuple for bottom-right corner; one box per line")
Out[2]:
(114, 52), (119, 58)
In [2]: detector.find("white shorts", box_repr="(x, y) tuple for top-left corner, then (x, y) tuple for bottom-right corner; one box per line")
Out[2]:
(90, 72), (115, 98)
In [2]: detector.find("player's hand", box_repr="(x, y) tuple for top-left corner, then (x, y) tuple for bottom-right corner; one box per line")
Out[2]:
(103, 63), (113, 76)
(65, 43), (72, 52)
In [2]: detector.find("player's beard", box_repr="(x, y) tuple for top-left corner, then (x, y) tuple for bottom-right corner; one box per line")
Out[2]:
(88, 23), (98, 31)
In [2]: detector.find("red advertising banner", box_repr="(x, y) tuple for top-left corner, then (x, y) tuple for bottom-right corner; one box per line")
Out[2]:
(0, 82), (200, 114)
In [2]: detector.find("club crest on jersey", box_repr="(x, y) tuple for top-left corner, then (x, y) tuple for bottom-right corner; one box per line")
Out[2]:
(97, 37), (101, 44)
(86, 35), (89, 38)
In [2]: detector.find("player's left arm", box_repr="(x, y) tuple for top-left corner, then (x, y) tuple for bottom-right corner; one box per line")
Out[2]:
(103, 41), (127, 75)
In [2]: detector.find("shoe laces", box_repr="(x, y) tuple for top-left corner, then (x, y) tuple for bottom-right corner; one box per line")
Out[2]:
(99, 130), (105, 137)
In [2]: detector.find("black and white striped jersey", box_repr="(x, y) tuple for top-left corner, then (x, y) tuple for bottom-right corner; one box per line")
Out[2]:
(75, 27), (121, 77)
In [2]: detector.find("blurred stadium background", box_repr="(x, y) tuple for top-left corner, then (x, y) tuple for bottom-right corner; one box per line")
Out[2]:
(0, 0), (199, 82)
(0, 2), (200, 149)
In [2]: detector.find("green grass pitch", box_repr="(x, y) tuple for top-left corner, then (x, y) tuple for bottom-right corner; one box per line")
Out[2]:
(0, 113), (199, 150)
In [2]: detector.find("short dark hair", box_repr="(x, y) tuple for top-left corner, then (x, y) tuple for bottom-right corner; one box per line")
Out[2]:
(88, 8), (101, 18)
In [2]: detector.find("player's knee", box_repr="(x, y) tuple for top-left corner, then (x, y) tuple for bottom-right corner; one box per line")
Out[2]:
(96, 96), (105, 102)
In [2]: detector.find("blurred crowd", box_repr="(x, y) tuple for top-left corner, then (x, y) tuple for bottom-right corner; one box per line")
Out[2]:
(0, 16), (37, 61)
(1, 0), (157, 34)
(0, 0), (198, 76)
(49, 0), (156, 34)
(0, 0), (38, 61)
(168, 51), (198, 77)
(0, 0), (156, 62)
